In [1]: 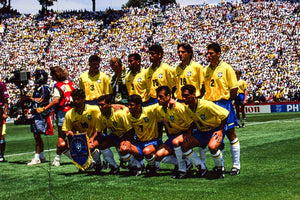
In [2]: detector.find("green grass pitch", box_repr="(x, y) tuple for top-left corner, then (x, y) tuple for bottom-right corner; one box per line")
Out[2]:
(1, 112), (300, 200)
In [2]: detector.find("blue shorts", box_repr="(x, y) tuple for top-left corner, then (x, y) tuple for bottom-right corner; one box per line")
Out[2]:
(235, 94), (245, 105)
(56, 110), (66, 126)
(31, 114), (47, 134)
(192, 127), (224, 148)
(142, 97), (157, 107)
(214, 99), (238, 131)
(99, 133), (127, 148)
(164, 133), (184, 149)
(134, 138), (163, 156)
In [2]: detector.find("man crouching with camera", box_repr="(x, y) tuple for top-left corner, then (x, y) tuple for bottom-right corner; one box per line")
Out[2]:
(23, 69), (51, 165)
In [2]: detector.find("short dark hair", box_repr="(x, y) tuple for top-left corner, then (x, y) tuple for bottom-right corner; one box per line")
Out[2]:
(181, 85), (196, 94)
(156, 86), (171, 96)
(89, 54), (101, 63)
(98, 94), (112, 104)
(128, 94), (142, 106)
(177, 43), (193, 60)
(128, 53), (141, 62)
(110, 57), (122, 66)
(149, 44), (164, 57)
(207, 42), (221, 54)
(71, 88), (86, 99)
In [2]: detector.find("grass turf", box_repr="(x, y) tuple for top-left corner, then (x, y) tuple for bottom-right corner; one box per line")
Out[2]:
(1, 112), (300, 200)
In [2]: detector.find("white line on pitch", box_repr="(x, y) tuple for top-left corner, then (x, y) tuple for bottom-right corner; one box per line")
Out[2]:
(5, 148), (56, 157)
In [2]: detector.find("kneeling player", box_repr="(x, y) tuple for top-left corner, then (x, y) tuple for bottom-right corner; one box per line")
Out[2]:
(178, 85), (229, 179)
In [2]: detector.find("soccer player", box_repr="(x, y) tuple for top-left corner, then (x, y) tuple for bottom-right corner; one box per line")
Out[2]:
(234, 70), (248, 128)
(154, 86), (193, 179)
(0, 80), (9, 162)
(96, 94), (136, 175)
(174, 43), (204, 102)
(27, 69), (51, 165)
(110, 57), (129, 104)
(145, 44), (176, 105)
(125, 53), (150, 105)
(79, 54), (112, 105)
(181, 85), (229, 178)
(201, 42), (240, 176)
(122, 94), (162, 175)
(61, 89), (101, 172)
(37, 66), (74, 167)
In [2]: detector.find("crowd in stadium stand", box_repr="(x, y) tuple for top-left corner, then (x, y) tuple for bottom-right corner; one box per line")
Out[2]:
(0, 1), (299, 106)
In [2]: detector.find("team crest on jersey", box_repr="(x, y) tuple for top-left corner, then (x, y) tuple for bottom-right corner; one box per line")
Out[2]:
(170, 115), (175, 121)
(113, 121), (117, 127)
(201, 115), (206, 120)
(144, 117), (149, 122)
(137, 78), (142, 83)
(218, 72), (223, 77)
(87, 115), (92, 121)
(97, 79), (101, 83)
(187, 71), (192, 77)
(159, 73), (163, 79)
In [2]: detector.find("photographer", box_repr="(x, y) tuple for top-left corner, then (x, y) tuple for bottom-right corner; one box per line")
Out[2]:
(0, 80), (9, 162)
(26, 69), (51, 165)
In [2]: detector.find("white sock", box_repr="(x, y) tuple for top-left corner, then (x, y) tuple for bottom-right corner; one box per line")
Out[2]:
(161, 155), (177, 165)
(174, 146), (186, 172)
(40, 152), (45, 160)
(34, 153), (40, 160)
(101, 148), (118, 168)
(199, 147), (206, 166)
(145, 154), (156, 167)
(54, 154), (61, 161)
(91, 149), (101, 164)
(231, 138), (240, 169)
(184, 149), (206, 169)
(211, 150), (223, 167)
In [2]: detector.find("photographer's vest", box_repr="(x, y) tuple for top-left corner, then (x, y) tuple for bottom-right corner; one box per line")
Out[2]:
(55, 80), (74, 112)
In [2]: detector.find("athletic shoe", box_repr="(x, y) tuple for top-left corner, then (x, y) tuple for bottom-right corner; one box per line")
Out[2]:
(172, 171), (187, 179)
(145, 164), (159, 176)
(0, 157), (5, 162)
(229, 167), (240, 176)
(242, 123), (245, 128)
(52, 159), (61, 167)
(129, 166), (143, 176)
(195, 165), (207, 178)
(27, 158), (41, 166)
(212, 166), (225, 179)
(40, 157), (46, 163)
(109, 165), (120, 175)
(172, 165), (178, 176)
(95, 163), (102, 174)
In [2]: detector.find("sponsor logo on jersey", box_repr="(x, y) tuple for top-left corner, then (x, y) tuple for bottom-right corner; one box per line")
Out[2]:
(144, 117), (149, 122)
(97, 79), (101, 83)
(159, 73), (163, 79)
(201, 114), (206, 120)
(87, 115), (92, 121)
(218, 72), (223, 77)
(187, 71), (192, 77)
(113, 121), (117, 127)
(137, 78), (142, 83)
(170, 115), (175, 121)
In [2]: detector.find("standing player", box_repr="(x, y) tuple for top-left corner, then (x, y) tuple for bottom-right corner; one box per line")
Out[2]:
(234, 70), (248, 128)
(79, 54), (112, 105)
(0, 80), (9, 162)
(154, 86), (193, 179)
(110, 57), (129, 105)
(201, 42), (240, 175)
(125, 53), (150, 105)
(145, 44), (176, 105)
(174, 43), (204, 102)
(122, 94), (162, 175)
(181, 85), (229, 178)
(37, 66), (74, 167)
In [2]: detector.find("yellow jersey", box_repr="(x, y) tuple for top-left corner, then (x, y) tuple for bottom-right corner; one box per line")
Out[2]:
(145, 62), (176, 98)
(175, 60), (204, 99)
(204, 60), (238, 101)
(62, 104), (100, 138)
(127, 104), (162, 142)
(185, 99), (229, 132)
(97, 107), (132, 138)
(158, 102), (193, 135)
(125, 68), (150, 102)
(237, 79), (248, 94)
(79, 71), (112, 101)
